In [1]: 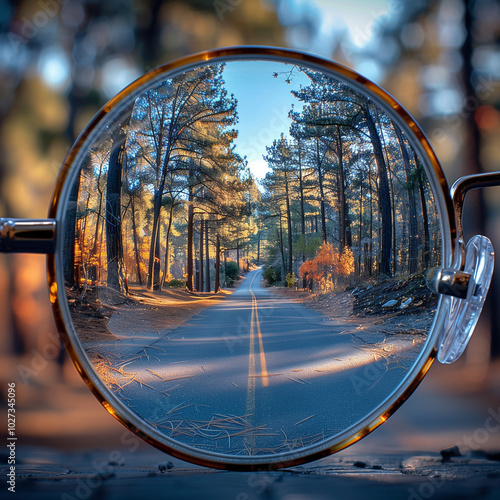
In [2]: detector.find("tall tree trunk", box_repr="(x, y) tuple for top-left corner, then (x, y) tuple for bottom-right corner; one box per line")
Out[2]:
(284, 172), (293, 278)
(205, 220), (210, 292)
(315, 139), (328, 244)
(414, 153), (430, 269)
(257, 226), (261, 265)
(364, 103), (392, 277)
(90, 160), (104, 283)
(187, 188), (194, 292)
(368, 161), (374, 278)
(334, 129), (347, 252)
(278, 211), (285, 282)
(236, 236), (240, 272)
(394, 125), (419, 274)
(224, 250), (228, 287)
(376, 110), (396, 275)
(199, 218), (204, 293)
(147, 191), (162, 289)
(153, 224), (161, 290)
(106, 117), (129, 294)
(215, 234), (221, 293)
(358, 175), (363, 276)
(130, 196), (143, 285)
(161, 203), (174, 288)
(64, 170), (81, 286)
(297, 147), (307, 287)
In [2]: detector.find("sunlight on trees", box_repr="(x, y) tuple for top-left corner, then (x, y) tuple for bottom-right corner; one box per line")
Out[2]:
(299, 243), (354, 292)
(259, 65), (440, 292)
(66, 59), (442, 301)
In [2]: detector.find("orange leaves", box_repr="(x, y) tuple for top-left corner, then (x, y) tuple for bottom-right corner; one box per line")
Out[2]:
(299, 243), (354, 291)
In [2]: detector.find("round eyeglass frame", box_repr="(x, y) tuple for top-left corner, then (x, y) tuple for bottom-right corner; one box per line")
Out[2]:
(46, 46), (457, 470)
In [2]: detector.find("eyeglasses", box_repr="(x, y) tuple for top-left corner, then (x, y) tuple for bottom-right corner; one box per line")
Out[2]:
(1, 46), (499, 470)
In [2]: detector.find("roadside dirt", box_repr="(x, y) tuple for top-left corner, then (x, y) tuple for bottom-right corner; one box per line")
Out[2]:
(67, 277), (245, 344)
(269, 281), (436, 337)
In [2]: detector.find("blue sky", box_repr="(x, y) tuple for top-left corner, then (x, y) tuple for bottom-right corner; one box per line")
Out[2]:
(222, 61), (308, 179)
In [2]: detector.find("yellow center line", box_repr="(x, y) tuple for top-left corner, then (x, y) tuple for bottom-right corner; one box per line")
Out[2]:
(248, 271), (269, 387)
(253, 293), (269, 387)
(244, 271), (270, 451)
(245, 271), (270, 413)
(245, 293), (256, 416)
(245, 280), (257, 451)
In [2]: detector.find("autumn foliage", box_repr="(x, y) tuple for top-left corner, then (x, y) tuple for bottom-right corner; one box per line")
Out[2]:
(299, 243), (354, 291)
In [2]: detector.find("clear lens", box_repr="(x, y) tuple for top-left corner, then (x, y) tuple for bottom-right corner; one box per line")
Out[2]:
(54, 51), (447, 466)
(437, 235), (494, 364)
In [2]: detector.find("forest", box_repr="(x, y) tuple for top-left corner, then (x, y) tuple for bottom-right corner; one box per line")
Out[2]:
(64, 61), (442, 297)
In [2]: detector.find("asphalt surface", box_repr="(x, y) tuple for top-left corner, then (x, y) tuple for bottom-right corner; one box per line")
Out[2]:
(92, 268), (423, 461)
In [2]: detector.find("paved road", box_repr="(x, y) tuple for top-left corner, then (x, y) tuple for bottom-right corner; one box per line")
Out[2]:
(93, 269), (423, 458)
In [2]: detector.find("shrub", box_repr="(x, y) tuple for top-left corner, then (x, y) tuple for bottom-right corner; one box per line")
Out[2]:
(263, 265), (281, 285)
(225, 261), (239, 283)
(300, 243), (354, 292)
(286, 273), (297, 288)
(167, 278), (185, 289)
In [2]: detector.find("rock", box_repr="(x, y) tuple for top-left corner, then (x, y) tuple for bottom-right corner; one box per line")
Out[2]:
(353, 461), (367, 468)
(352, 273), (437, 316)
(441, 446), (462, 461)
(400, 297), (412, 309)
(382, 299), (398, 308)
(158, 461), (174, 472)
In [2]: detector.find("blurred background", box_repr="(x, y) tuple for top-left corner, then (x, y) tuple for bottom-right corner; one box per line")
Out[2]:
(0, 0), (499, 457)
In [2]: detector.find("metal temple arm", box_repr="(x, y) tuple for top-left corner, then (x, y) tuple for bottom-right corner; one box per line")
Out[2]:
(451, 171), (500, 261)
(427, 171), (500, 299)
(0, 218), (56, 254)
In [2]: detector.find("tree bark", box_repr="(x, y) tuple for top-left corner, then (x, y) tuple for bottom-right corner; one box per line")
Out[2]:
(394, 125), (419, 274)
(199, 218), (204, 293)
(215, 234), (221, 293)
(153, 224), (161, 290)
(257, 226), (261, 265)
(187, 188), (194, 291)
(414, 153), (430, 269)
(161, 203), (174, 289)
(205, 220), (210, 292)
(315, 139), (328, 244)
(278, 211), (285, 282)
(63, 170), (81, 286)
(106, 118), (129, 294)
(130, 196), (143, 285)
(284, 171), (293, 278)
(364, 104), (392, 277)
(236, 236), (240, 272)
(147, 192), (161, 289)
(334, 129), (347, 251)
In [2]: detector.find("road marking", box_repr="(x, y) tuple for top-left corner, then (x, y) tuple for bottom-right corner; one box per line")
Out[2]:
(253, 295), (269, 388)
(249, 271), (269, 387)
(245, 271), (269, 450)
(245, 277), (257, 450)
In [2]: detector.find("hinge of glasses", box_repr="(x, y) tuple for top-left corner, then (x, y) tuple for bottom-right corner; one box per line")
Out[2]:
(426, 266), (471, 299)
(427, 172), (500, 301)
(0, 218), (56, 254)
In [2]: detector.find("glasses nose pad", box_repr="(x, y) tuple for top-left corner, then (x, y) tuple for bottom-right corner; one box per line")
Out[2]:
(433, 235), (494, 364)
